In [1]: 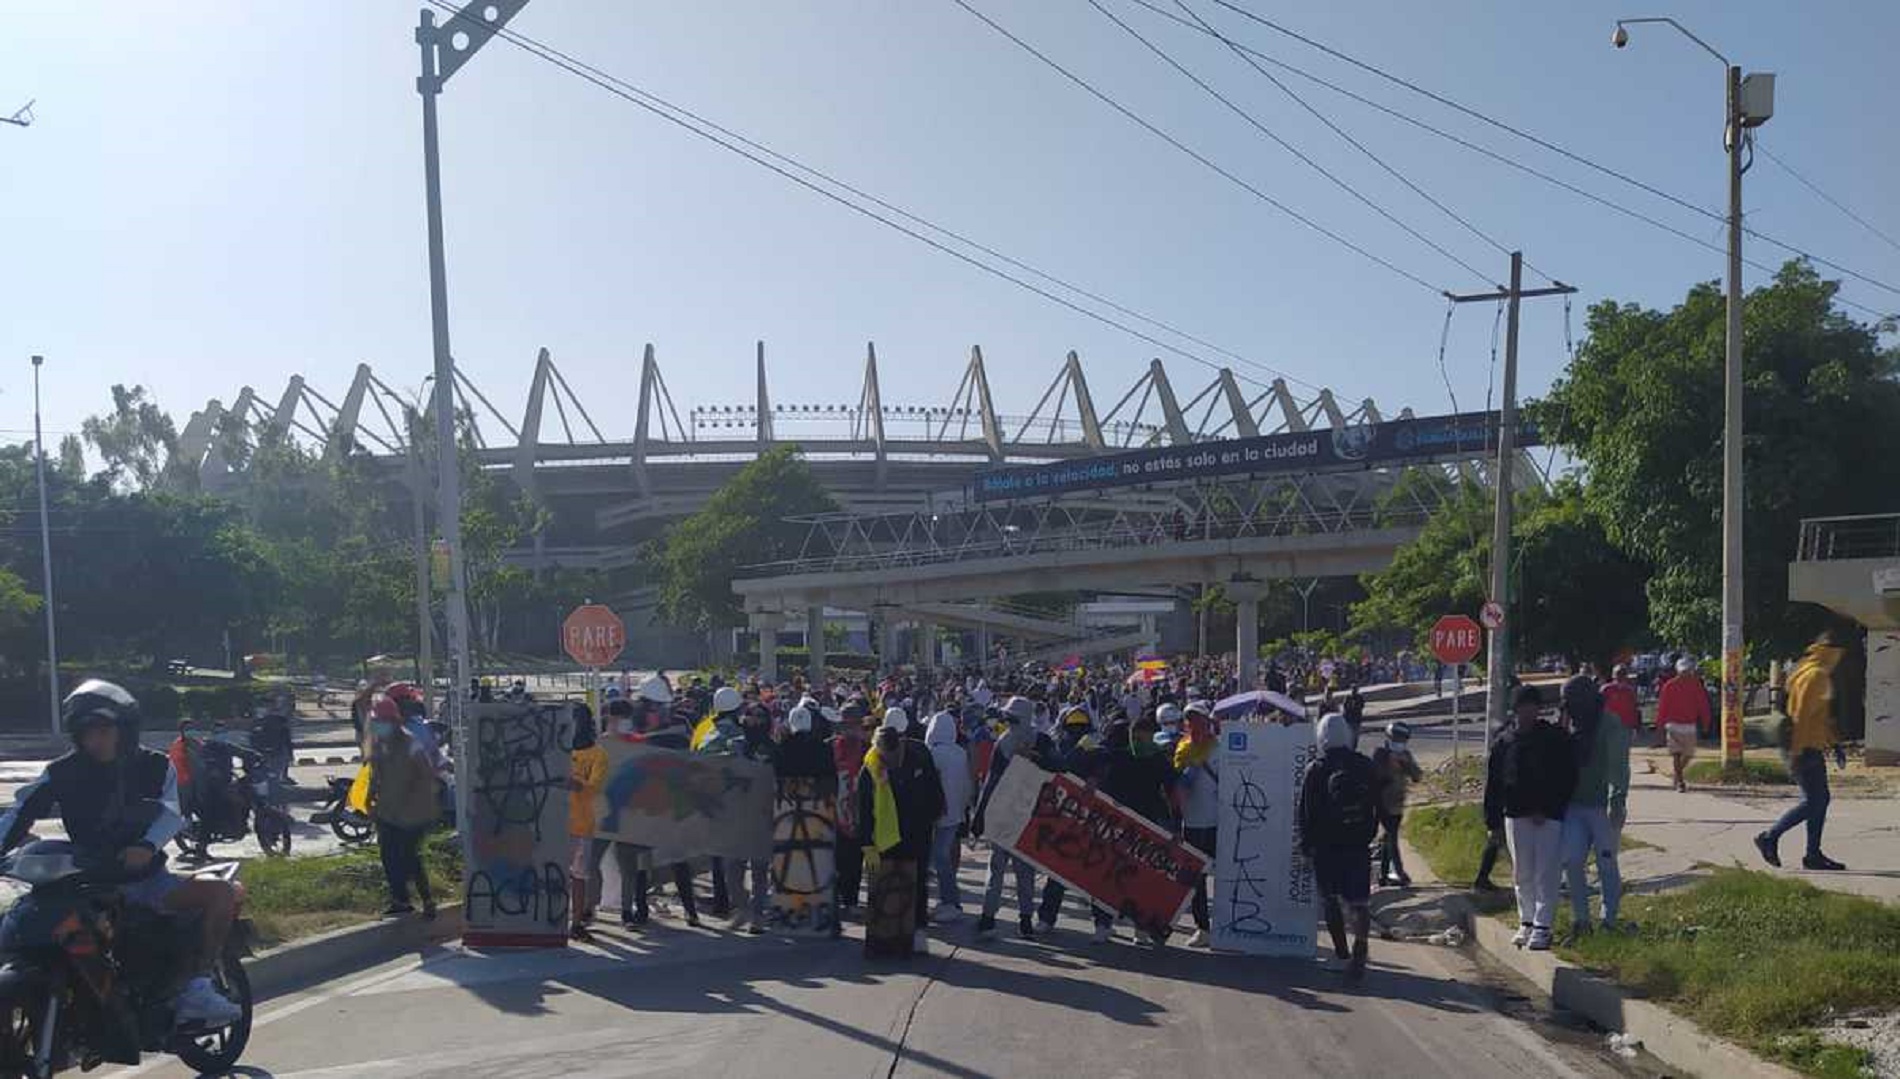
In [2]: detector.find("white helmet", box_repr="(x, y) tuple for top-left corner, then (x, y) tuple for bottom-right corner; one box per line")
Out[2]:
(1156, 703), (1184, 726)
(787, 706), (813, 734)
(712, 686), (743, 714)
(638, 675), (674, 705)
(881, 706), (909, 733)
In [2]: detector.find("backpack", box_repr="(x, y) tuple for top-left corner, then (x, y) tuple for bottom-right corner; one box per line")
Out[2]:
(1323, 755), (1376, 844)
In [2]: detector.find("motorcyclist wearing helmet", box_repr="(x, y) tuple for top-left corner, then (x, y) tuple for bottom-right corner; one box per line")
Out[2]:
(0, 680), (242, 1027)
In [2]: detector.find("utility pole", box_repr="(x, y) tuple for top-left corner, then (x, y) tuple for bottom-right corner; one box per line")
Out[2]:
(1612, 15), (1774, 769)
(1448, 253), (1576, 736)
(414, 1), (529, 833)
(406, 408), (435, 705)
(31, 356), (58, 735)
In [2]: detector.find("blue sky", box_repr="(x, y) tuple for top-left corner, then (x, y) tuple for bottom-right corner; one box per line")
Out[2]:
(0, 0), (1893, 451)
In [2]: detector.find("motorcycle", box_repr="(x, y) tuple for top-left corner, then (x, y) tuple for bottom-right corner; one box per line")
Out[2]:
(310, 776), (373, 847)
(0, 840), (256, 1077)
(176, 747), (292, 861)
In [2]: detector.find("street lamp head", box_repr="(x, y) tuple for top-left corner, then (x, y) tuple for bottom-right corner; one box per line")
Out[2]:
(30, 354), (42, 367)
(1611, 24), (1630, 48)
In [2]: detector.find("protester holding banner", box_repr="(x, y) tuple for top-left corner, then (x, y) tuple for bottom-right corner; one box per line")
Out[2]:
(1173, 702), (1220, 948)
(1089, 715), (1178, 947)
(1298, 714), (1379, 981)
(972, 697), (1050, 941)
(858, 709), (944, 958)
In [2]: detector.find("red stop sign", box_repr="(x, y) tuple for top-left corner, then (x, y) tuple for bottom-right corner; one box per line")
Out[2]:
(562, 604), (626, 668)
(1430, 615), (1483, 666)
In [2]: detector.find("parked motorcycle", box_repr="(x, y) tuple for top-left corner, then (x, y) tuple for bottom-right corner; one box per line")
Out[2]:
(0, 840), (256, 1076)
(310, 776), (373, 847)
(176, 745), (292, 861)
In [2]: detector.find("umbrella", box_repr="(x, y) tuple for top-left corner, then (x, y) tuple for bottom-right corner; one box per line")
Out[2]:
(1214, 689), (1307, 720)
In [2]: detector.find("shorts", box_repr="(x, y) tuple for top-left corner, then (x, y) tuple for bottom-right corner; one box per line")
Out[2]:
(568, 837), (592, 878)
(121, 868), (184, 910)
(1311, 846), (1371, 905)
(1665, 723), (1699, 758)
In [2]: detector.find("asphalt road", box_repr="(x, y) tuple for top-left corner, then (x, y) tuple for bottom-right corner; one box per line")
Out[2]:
(100, 882), (1629, 1079)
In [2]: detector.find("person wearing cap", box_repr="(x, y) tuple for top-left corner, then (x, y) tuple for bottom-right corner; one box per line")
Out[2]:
(859, 707), (945, 957)
(832, 700), (872, 911)
(1601, 664), (1642, 732)
(1484, 684), (1579, 952)
(1172, 701), (1220, 948)
(1656, 657), (1711, 792)
(1371, 721), (1423, 888)
(970, 696), (1051, 940)
(696, 684), (757, 922)
(773, 705), (842, 934)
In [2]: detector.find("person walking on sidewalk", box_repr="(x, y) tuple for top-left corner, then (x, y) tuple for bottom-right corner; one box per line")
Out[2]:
(1657, 657), (1710, 792)
(1601, 664), (1642, 733)
(1755, 632), (1850, 872)
(1562, 687), (1630, 935)
(1298, 713), (1380, 982)
(1371, 722), (1422, 888)
(1485, 684), (1578, 952)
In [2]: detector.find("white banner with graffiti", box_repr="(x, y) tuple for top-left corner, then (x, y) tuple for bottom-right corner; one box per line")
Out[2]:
(1211, 721), (1316, 956)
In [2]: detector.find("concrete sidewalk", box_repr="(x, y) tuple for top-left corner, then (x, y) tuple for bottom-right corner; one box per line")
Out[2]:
(1615, 757), (1900, 904)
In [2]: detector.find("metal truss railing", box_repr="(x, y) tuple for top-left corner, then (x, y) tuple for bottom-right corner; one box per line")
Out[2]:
(1797, 514), (1900, 562)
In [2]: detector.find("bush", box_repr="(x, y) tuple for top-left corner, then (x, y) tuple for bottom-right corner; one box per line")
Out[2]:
(734, 649), (880, 673)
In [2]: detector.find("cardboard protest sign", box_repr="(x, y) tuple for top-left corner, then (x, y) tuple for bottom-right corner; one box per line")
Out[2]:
(462, 702), (574, 948)
(983, 760), (1206, 938)
(1212, 721), (1317, 956)
(769, 777), (838, 935)
(592, 738), (774, 864)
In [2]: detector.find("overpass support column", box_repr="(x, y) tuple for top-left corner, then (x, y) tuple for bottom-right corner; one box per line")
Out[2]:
(807, 605), (828, 686)
(918, 622), (939, 670)
(1227, 578), (1270, 690)
(977, 621), (991, 669)
(751, 611), (784, 684)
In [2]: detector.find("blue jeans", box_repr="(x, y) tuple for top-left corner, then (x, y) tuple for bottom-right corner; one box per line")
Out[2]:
(981, 845), (1035, 919)
(1561, 805), (1622, 925)
(1765, 749), (1831, 858)
(930, 824), (963, 910)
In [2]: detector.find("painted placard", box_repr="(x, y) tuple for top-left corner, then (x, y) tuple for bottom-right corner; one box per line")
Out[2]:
(592, 738), (774, 864)
(768, 777), (838, 935)
(462, 702), (574, 948)
(983, 760), (1206, 939)
(1212, 721), (1317, 956)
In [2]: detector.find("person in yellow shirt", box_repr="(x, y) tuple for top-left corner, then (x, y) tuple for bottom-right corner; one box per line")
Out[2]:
(567, 704), (610, 942)
(1755, 631), (1848, 872)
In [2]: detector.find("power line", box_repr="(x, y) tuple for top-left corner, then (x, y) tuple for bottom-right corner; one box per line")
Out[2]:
(1760, 144), (1900, 256)
(947, 0), (1451, 295)
(1162, 0), (1535, 280)
(1207, 0), (1900, 301)
(1119, 0), (1895, 323)
(1085, 0), (1498, 286)
(422, 1), (1334, 396)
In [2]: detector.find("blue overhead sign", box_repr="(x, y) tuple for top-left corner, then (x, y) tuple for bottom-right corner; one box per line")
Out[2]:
(971, 410), (1538, 502)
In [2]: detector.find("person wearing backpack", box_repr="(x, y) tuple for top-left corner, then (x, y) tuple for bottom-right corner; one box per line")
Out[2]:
(1485, 684), (1579, 952)
(1298, 713), (1380, 982)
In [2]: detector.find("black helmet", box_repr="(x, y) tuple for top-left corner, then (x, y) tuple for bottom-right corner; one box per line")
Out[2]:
(62, 679), (142, 742)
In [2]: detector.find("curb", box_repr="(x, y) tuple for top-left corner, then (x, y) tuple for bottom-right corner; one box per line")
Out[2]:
(248, 903), (465, 1000)
(1396, 836), (1801, 1079)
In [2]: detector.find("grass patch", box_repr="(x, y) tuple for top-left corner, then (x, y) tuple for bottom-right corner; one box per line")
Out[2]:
(1685, 758), (1792, 786)
(1619, 832), (1657, 852)
(1559, 868), (1900, 1078)
(241, 831), (462, 947)
(1406, 802), (1503, 887)
(1420, 754), (1487, 803)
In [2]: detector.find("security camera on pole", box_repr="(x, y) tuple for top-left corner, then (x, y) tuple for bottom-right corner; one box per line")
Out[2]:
(1612, 16), (1774, 768)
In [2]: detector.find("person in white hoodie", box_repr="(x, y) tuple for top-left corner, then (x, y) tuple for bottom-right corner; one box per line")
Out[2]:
(925, 710), (975, 922)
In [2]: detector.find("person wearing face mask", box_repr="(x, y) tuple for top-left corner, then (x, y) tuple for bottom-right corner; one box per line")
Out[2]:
(971, 696), (1051, 941)
(1032, 704), (1101, 931)
(367, 694), (440, 920)
(1371, 722), (1424, 888)
(832, 701), (872, 912)
(1088, 716), (1178, 947)
(859, 709), (945, 957)
(1299, 713), (1379, 981)
(566, 704), (609, 942)
(1173, 702), (1220, 948)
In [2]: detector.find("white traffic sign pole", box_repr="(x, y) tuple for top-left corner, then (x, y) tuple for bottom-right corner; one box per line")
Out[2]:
(1451, 663), (1461, 766)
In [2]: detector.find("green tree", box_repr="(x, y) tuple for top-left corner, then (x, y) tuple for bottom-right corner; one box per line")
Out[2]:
(657, 446), (836, 632)
(1535, 261), (1900, 658)
(81, 384), (182, 491)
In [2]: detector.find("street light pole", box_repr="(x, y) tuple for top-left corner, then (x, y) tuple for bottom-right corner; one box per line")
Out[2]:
(31, 356), (58, 734)
(1614, 17), (1770, 767)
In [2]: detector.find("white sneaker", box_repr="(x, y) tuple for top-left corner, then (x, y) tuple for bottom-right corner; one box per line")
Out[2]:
(1091, 924), (1112, 945)
(1185, 929), (1210, 948)
(1527, 927), (1553, 951)
(174, 976), (241, 1028)
(1511, 923), (1532, 948)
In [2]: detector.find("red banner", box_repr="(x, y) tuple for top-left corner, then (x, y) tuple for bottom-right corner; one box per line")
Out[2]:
(989, 764), (1207, 938)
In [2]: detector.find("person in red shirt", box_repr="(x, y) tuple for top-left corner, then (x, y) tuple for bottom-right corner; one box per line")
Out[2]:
(1656, 658), (1712, 792)
(1601, 665), (1642, 732)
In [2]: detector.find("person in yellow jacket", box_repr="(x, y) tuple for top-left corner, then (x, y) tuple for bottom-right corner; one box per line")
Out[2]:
(567, 704), (610, 941)
(1754, 632), (1847, 872)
